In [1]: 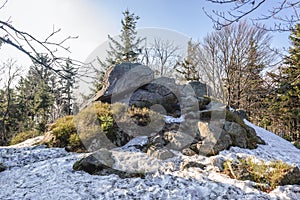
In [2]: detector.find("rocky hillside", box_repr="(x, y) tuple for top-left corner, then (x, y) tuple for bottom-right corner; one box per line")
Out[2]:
(1, 62), (299, 199)
(0, 120), (300, 199)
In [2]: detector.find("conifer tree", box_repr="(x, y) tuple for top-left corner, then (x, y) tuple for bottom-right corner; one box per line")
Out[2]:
(271, 24), (300, 140)
(94, 10), (144, 93)
(60, 60), (78, 116)
(175, 40), (200, 81)
(241, 40), (268, 122)
(17, 55), (54, 133)
(105, 9), (144, 65)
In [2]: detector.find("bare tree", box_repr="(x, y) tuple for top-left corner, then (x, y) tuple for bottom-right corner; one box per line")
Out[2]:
(197, 21), (275, 106)
(0, 0), (82, 78)
(141, 38), (180, 77)
(204, 0), (300, 31)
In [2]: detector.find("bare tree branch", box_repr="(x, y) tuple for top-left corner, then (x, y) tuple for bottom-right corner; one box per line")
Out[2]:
(205, 0), (300, 31)
(0, 16), (85, 79)
(141, 38), (180, 77)
(0, 0), (8, 10)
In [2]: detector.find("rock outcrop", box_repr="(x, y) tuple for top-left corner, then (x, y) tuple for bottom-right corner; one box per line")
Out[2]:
(94, 62), (210, 116)
(92, 62), (265, 158)
(129, 77), (180, 115)
(94, 62), (154, 103)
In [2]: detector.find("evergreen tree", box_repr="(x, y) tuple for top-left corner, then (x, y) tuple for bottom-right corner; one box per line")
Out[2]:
(94, 10), (144, 93)
(269, 24), (300, 140)
(0, 60), (21, 145)
(0, 88), (20, 145)
(175, 40), (200, 81)
(17, 55), (54, 133)
(105, 9), (144, 65)
(60, 60), (78, 116)
(16, 77), (35, 132)
(240, 40), (268, 123)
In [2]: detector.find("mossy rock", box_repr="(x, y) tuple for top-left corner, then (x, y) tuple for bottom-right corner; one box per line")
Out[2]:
(245, 126), (266, 149)
(225, 111), (265, 149)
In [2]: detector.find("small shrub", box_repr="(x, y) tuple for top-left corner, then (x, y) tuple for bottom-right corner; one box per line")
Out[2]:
(223, 158), (293, 192)
(49, 102), (163, 151)
(68, 134), (82, 150)
(10, 130), (41, 145)
(51, 115), (77, 147)
(112, 103), (164, 136)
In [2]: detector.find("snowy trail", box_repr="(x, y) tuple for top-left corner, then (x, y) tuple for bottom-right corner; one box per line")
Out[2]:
(0, 121), (299, 199)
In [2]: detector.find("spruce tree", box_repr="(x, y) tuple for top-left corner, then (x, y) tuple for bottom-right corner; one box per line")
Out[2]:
(263, 24), (300, 140)
(106, 9), (144, 65)
(175, 40), (200, 81)
(60, 60), (78, 116)
(17, 55), (54, 133)
(277, 24), (300, 140)
(94, 10), (144, 93)
(241, 40), (268, 123)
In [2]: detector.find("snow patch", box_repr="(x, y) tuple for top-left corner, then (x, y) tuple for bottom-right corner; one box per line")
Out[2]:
(164, 115), (184, 124)
(0, 120), (300, 199)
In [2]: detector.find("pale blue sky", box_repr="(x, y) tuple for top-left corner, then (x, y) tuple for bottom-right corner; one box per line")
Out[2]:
(88, 0), (291, 49)
(0, 0), (292, 68)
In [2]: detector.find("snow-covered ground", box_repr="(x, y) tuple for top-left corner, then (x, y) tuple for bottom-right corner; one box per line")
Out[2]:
(0, 121), (300, 199)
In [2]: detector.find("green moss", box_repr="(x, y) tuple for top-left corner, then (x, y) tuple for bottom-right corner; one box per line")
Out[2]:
(223, 158), (293, 192)
(10, 130), (41, 145)
(112, 103), (164, 128)
(51, 115), (77, 147)
(48, 102), (163, 151)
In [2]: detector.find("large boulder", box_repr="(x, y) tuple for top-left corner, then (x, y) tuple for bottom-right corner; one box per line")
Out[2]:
(192, 121), (232, 156)
(187, 81), (208, 98)
(94, 62), (154, 103)
(73, 148), (162, 177)
(224, 121), (248, 148)
(129, 77), (179, 115)
(94, 62), (210, 116)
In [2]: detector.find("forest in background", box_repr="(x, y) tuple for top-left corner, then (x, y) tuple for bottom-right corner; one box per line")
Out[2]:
(0, 4), (299, 147)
